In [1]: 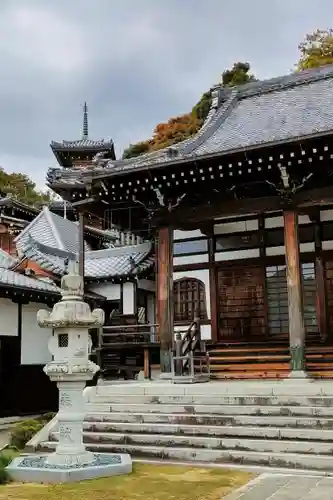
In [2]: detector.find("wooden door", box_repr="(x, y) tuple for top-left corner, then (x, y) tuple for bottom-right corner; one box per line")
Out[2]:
(217, 265), (266, 342)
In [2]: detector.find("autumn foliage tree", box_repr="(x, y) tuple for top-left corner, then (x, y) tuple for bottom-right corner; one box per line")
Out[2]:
(297, 29), (333, 71)
(122, 61), (256, 159)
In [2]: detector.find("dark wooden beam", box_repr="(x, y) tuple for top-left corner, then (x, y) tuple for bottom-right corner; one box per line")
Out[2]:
(153, 185), (333, 228)
(156, 227), (173, 374)
(283, 210), (306, 376)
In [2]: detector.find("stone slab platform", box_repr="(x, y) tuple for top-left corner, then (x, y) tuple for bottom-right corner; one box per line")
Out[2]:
(6, 452), (132, 484)
(225, 474), (333, 499)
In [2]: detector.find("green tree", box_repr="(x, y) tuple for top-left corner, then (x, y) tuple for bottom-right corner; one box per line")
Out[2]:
(297, 29), (333, 71)
(222, 61), (256, 87)
(0, 168), (51, 207)
(122, 141), (150, 160)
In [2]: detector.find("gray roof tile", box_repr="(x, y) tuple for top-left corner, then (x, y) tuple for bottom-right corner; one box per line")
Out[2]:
(21, 239), (154, 279)
(0, 267), (60, 294)
(15, 207), (90, 255)
(0, 248), (18, 269)
(47, 64), (333, 184)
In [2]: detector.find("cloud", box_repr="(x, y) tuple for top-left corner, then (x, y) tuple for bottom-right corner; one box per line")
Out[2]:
(0, 0), (332, 190)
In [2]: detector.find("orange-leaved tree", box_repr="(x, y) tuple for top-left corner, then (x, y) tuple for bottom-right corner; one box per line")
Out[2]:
(122, 62), (256, 159)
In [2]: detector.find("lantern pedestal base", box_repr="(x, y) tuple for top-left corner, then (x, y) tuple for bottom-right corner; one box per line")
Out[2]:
(6, 452), (132, 484)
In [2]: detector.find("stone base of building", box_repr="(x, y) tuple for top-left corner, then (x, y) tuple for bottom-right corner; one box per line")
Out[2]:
(6, 452), (132, 484)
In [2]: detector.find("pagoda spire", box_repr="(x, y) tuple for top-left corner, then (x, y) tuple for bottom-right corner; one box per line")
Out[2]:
(82, 102), (88, 139)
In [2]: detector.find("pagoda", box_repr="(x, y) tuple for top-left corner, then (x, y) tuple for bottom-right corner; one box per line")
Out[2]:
(50, 102), (116, 169)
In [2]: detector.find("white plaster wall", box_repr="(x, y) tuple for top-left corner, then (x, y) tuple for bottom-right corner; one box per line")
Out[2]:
(20, 302), (53, 365)
(0, 298), (18, 336)
(320, 208), (333, 222)
(123, 282), (135, 315)
(174, 254), (209, 266)
(87, 282), (121, 301)
(147, 294), (155, 324)
(174, 229), (206, 240)
(215, 248), (260, 261)
(173, 269), (211, 319)
(214, 219), (258, 234)
(174, 324), (211, 340)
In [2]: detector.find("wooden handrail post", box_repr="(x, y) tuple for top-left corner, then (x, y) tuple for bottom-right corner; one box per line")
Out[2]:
(174, 332), (182, 376)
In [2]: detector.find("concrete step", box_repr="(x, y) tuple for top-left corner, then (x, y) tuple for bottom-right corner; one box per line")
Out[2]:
(89, 394), (333, 407)
(50, 430), (333, 455)
(84, 411), (333, 428)
(92, 381), (333, 397)
(39, 441), (333, 472)
(87, 402), (333, 417)
(81, 420), (333, 442)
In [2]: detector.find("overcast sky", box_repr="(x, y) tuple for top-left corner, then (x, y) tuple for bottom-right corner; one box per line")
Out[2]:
(0, 0), (332, 189)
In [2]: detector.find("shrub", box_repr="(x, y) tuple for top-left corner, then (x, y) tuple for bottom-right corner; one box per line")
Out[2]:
(9, 419), (44, 450)
(0, 452), (13, 484)
(9, 413), (56, 451)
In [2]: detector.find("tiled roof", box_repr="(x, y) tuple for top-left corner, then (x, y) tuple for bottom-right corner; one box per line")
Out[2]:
(21, 239), (154, 279)
(0, 196), (39, 216)
(15, 207), (90, 256)
(51, 139), (114, 150)
(47, 64), (333, 184)
(0, 248), (18, 269)
(0, 267), (60, 294)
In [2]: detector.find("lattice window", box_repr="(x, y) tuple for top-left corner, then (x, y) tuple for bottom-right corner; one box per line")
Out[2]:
(173, 278), (207, 323)
(58, 334), (69, 348)
(266, 262), (318, 336)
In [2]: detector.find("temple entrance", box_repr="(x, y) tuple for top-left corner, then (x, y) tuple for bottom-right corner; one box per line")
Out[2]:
(217, 264), (266, 342)
(217, 261), (318, 344)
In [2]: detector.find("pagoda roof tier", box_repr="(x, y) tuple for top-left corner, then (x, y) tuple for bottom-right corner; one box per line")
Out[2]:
(21, 238), (154, 281)
(47, 64), (333, 188)
(50, 138), (115, 151)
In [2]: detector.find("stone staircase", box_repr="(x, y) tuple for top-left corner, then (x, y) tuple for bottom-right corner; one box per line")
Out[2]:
(33, 381), (333, 473)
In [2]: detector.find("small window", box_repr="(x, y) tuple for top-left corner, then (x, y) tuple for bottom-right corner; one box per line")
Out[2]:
(58, 334), (68, 348)
(173, 238), (208, 256)
(173, 277), (208, 322)
(215, 232), (259, 252)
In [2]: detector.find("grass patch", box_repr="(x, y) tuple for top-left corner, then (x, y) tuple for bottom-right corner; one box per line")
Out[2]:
(0, 463), (253, 499)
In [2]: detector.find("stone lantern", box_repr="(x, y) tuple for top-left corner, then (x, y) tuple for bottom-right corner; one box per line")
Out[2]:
(7, 265), (132, 483)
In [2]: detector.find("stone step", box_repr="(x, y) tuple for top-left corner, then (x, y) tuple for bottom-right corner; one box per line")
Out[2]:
(84, 411), (333, 428)
(87, 402), (333, 417)
(50, 430), (333, 455)
(81, 421), (333, 442)
(92, 381), (333, 397)
(89, 394), (333, 407)
(39, 441), (333, 472)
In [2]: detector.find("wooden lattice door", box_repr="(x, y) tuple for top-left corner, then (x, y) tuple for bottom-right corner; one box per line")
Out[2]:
(217, 265), (266, 342)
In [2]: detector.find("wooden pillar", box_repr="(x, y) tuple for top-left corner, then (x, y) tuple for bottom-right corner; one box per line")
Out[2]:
(208, 232), (218, 342)
(78, 212), (85, 284)
(283, 210), (306, 376)
(156, 227), (173, 374)
(314, 217), (327, 342)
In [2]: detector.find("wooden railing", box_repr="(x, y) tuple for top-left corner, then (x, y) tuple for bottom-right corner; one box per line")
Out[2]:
(93, 323), (159, 380)
(172, 317), (210, 381)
